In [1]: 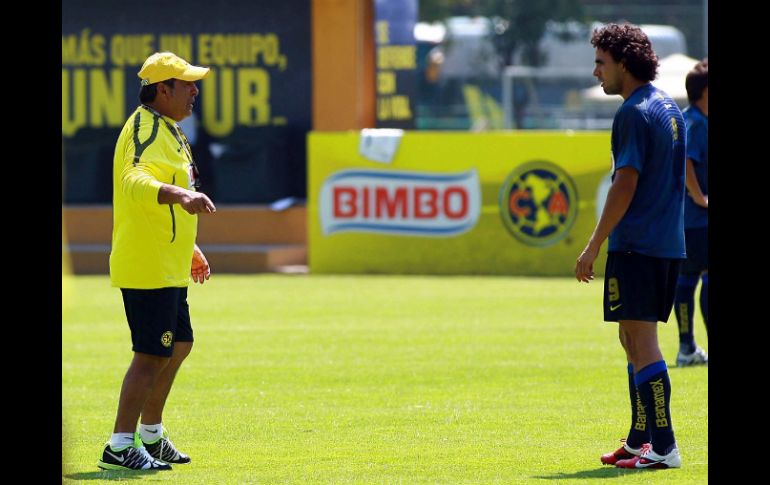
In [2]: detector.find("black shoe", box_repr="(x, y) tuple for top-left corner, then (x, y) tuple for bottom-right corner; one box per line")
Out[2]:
(97, 443), (172, 470)
(143, 431), (191, 464)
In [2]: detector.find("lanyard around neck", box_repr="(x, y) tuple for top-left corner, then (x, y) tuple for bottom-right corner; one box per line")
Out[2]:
(140, 105), (200, 189)
(140, 105), (194, 164)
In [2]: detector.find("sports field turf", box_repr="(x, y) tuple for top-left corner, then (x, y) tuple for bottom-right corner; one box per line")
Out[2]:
(62, 274), (708, 483)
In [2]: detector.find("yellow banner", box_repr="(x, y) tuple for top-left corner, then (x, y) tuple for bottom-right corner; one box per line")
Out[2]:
(308, 131), (611, 275)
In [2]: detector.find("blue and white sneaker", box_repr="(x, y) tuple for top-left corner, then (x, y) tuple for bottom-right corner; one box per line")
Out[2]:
(676, 347), (708, 367)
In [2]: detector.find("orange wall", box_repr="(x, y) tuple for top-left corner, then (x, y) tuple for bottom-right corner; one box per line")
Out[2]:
(312, 0), (375, 130)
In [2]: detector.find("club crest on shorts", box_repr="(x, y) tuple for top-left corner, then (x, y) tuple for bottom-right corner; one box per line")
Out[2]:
(499, 161), (578, 247)
(161, 331), (174, 347)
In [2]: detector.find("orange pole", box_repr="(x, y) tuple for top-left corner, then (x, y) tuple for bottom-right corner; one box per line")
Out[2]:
(312, 0), (375, 130)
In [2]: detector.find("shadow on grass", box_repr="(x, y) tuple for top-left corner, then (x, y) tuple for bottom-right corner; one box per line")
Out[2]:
(63, 469), (163, 481)
(534, 467), (649, 480)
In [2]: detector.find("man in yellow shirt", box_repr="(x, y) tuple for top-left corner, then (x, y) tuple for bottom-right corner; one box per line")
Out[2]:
(98, 52), (217, 471)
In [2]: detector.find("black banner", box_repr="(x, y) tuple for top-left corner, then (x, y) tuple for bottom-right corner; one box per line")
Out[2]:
(62, 0), (311, 203)
(374, 0), (417, 129)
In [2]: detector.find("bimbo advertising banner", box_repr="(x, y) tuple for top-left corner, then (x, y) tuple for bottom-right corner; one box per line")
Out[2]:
(319, 169), (480, 236)
(308, 131), (611, 276)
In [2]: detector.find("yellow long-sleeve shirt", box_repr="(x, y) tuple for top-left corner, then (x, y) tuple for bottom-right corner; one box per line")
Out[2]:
(110, 105), (198, 288)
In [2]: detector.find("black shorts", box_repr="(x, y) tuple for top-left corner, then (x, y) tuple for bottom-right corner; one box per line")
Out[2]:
(603, 252), (681, 323)
(121, 287), (194, 357)
(680, 227), (708, 275)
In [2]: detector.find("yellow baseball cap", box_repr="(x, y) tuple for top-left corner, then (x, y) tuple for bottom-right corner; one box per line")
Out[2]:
(138, 52), (210, 86)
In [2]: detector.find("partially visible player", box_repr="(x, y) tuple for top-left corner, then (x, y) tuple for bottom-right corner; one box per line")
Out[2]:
(673, 58), (709, 367)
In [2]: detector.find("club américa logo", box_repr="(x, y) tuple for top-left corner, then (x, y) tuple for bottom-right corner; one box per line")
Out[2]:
(161, 331), (174, 348)
(498, 161), (578, 247)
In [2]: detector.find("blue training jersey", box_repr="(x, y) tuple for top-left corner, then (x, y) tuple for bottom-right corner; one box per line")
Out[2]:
(682, 105), (708, 229)
(609, 83), (686, 259)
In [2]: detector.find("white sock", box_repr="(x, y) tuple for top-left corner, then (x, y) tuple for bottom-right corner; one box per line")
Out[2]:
(139, 423), (163, 443)
(109, 432), (135, 450)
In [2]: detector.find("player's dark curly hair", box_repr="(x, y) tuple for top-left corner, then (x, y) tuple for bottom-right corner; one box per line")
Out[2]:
(591, 23), (658, 82)
(685, 58), (708, 104)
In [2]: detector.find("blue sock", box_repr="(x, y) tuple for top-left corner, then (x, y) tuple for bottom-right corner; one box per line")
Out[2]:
(674, 274), (698, 353)
(700, 273), (708, 336)
(625, 363), (650, 448)
(635, 361), (676, 455)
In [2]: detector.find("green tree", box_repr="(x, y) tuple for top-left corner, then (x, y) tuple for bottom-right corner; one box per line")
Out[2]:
(420, 0), (585, 66)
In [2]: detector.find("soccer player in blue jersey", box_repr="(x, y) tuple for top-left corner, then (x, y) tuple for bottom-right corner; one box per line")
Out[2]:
(575, 23), (686, 469)
(673, 59), (709, 367)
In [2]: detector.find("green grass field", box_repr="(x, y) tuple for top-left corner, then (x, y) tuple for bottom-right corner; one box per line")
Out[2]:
(62, 275), (708, 484)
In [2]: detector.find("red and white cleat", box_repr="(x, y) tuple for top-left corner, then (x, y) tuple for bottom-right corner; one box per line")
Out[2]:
(616, 446), (681, 469)
(600, 439), (649, 465)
